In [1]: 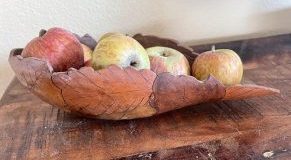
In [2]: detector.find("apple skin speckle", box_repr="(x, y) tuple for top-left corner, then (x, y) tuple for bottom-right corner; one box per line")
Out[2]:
(92, 34), (150, 70)
(146, 46), (190, 76)
(192, 49), (243, 86)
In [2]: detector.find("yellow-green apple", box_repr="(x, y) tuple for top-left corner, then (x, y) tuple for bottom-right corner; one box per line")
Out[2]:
(192, 46), (243, 85)
(92, 35), (150, 70)
(146, 46), (190, 75)
(21, 27), (84, 72)
(98, 32), (124, 42)
(81, 44), (93, 66)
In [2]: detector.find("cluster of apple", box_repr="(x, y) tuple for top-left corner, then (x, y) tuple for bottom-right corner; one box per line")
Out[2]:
(21, 27), (243, 86)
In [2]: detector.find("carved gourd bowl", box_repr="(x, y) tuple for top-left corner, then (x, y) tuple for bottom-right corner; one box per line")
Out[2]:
(9, 33), (279, 120)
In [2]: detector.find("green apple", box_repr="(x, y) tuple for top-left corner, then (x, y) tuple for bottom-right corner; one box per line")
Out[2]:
(81, 44), (93, 66)
(146, 46), (190, 75)
(192, 46), (243, 85)
(92, 35), (150, 70)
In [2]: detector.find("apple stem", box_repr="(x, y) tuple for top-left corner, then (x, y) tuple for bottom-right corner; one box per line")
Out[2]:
(211, 45), (215, 53)
(39, 29), (47, 37)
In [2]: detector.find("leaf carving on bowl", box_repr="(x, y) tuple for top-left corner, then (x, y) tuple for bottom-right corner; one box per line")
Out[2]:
(8, 34), (280, 120)
(152, 74), (226, 113)
(9, 49), (66, 109)
(51, 66), (157, 120)
(223, 84), (280, 100)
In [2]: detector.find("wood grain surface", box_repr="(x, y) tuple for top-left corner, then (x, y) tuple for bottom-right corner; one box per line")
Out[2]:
(1, 34), (291, 159)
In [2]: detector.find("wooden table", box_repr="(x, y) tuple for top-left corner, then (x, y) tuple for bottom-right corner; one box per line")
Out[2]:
(1, 34), (291, 160)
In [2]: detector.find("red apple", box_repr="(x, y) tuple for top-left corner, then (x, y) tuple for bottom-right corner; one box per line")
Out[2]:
(21, 27), (84, 72)
(146, 46), (190, 75)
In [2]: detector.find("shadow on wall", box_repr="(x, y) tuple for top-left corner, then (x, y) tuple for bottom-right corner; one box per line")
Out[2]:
(185, 8), (291, 46)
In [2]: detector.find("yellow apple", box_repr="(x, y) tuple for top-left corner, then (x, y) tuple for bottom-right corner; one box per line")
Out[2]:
(98, 32), (124, 42)
(192, 47), (243, 85)
(146, 46), (190, 75)
(92, 35), (150, 70)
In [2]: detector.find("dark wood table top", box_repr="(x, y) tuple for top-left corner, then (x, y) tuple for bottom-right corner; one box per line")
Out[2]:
(1, 34), (291, 160)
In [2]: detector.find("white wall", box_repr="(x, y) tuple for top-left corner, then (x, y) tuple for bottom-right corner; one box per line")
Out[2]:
(1, 0), (291, 97)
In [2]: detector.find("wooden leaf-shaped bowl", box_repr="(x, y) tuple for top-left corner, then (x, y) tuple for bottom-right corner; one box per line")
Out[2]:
(8, 34), (279, 120)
